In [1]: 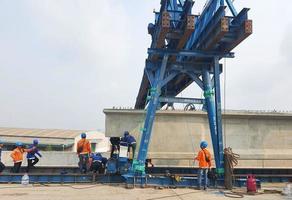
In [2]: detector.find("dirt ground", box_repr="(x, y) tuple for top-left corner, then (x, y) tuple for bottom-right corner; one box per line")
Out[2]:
(0, 183), (288, 200)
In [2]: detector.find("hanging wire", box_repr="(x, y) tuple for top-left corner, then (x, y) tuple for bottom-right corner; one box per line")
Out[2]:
(181, 91), (197, 167)
(223, 58), (227, 148)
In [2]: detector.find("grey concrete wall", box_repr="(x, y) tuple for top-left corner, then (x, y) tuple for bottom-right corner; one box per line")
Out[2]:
(1, 151), (111, 167)
(1, 151), (79, 167)
(104, 109), (292, 168)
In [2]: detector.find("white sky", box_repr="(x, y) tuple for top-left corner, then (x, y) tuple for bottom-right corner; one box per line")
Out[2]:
(0, 0), (291, 131)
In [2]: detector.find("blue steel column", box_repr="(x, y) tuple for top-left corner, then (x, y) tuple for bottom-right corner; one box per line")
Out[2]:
(202, 68), (220, 169)
(135, 55), (169, 173)
(213, 57), (224, 172)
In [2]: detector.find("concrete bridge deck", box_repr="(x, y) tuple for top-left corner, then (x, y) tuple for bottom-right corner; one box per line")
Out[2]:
(104, 109), (292, 168)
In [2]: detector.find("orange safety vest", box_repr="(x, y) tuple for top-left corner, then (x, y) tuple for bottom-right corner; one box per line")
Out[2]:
(195, 148), (212, 168)
(10, 147), (25, 163)
(77, 139), (91, 154)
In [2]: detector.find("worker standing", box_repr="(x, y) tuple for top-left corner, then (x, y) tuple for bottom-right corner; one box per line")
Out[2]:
(0, 140), (5, 173)
(77, 133), (91, 174)
(26, 139), (42, 172)
(195, 141), (212, 190)
(10, 142), (30, 173)
(110, 137), (120, 158)
(121, 131), (136, 159)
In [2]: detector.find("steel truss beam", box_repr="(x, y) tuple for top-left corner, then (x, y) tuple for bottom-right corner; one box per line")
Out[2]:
(132, 0), (253, 185)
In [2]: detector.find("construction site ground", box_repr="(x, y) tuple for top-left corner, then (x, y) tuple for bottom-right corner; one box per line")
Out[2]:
(0, 182), (288, 200)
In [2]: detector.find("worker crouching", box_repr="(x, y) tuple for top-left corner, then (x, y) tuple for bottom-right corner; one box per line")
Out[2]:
(90, 153), (107, 174)
(195, 141), (212, 190)
(77, 133), (91, 174)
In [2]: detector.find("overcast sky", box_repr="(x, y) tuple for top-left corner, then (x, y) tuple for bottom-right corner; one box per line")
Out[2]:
(0, 0), (291, 131)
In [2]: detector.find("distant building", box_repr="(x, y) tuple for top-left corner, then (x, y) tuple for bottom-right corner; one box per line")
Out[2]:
(0, 127), (110, 152)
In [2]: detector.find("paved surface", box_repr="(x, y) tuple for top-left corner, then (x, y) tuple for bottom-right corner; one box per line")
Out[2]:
(0, 183), (287, 200)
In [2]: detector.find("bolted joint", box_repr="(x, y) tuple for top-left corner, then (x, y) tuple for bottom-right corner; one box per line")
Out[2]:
(132, 159), (146, 173)
(244, 20), (253, 34)
(140, 127), (146, 132)
(204, 89), (214, 98)
(215, 168), (225, 175)
(150, 87), (157, 96)
(161, 11), (170, 28)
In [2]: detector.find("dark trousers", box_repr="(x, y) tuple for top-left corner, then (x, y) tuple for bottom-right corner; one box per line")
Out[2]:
(90, 161), (102, 174)
(78, 154), (89, 173)
(110, 145), (120, 158)
(26, 157), (39, 172)
(12, 162), (22, 173)
(0, 161), (5, 173)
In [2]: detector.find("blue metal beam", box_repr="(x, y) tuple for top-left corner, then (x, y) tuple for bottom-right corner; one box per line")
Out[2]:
(231, 8), (249, 25)
(145, 69), (155, 87)
(184, 0), (222, 51)
(161, 71), (179, 87)
(213, 57), (224, 171)
(159, 96), (205, 104)
(202, 68), (220, 169)
(134, 55), (169, 173)
(187, 72), (204, 90)
(225, 0), (238, 16)
(192, 6), (226, 49)
(148, 48), (234, 58)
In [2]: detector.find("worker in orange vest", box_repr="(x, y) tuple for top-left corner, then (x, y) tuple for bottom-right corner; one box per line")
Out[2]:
(195, 141), (212, 190)
(10, 142), (34, 173)
(77, 133), (91, 173)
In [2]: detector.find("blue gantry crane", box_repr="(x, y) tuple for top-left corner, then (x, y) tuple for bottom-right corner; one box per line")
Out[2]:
(131, 0), (252, 179)
(0, 0), (254, 187)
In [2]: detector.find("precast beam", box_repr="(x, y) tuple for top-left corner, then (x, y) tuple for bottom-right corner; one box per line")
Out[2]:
(193, 6), (226, 49)
(151, 11), (171, 60)
(176, 15), (195, 49)
(169, 15), (195, 62)
(223, 19), (252, 52)
(184, 1), (223, 51)
(154, 11), (170, 49)
(202, 17), (229, 50)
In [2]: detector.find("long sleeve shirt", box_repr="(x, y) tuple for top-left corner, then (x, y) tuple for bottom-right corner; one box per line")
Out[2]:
(26, 145), (42, 159)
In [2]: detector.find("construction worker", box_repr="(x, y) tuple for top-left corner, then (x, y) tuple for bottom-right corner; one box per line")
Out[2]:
(26, 139), (42, 172)
(110, 137), (120, 158)
(121, 131), (136, 159)
(195, 141), (212, 190)
(111, 145), (119, 159)
(0, 140), (5, 173)
(10, 142), (32, 173)
(77, 133), (91, 173)
(90, 153), (107, 174)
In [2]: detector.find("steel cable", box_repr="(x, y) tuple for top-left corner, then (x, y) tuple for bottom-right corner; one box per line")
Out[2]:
(224, 147), (240, 190)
